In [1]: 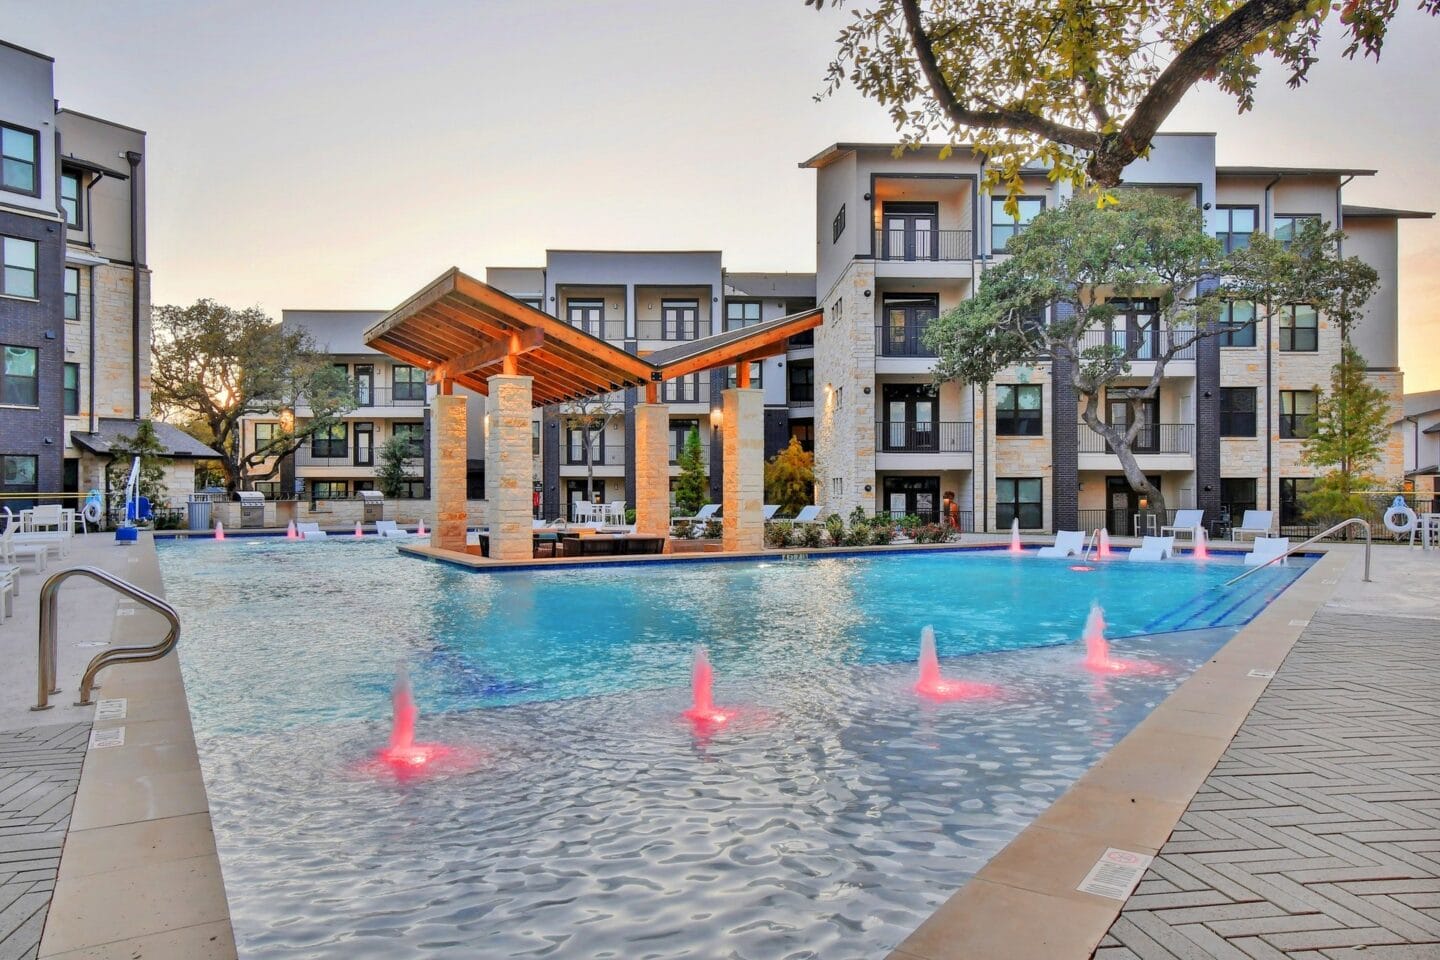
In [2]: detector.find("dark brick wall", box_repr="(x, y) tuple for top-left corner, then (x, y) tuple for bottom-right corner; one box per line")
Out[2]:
(1195, 328), (1223, 521)
(708, 375), (723, 503)
(763, 408), (789, 459)
(1050, 354), (1079, 532)
(541, 406), (560, 519)
(0, 212), (65, 500)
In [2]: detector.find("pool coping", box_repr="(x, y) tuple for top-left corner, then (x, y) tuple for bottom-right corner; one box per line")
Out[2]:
(883, 545), (1353, 960)
(38, 533), (237, 959)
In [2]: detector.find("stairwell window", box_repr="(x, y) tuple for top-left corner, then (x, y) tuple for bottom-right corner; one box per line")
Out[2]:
(1219, 387), (1257, 437)
(64, 267), (79, 320)
(63, 362), (79, 416)
(1279, 304), (1318, 352)
(990, 197), (1044, 253)
(995, 384), (1043, 436)
(60, 171), (82, 227)
(1, 124), (38, 195)
(1, 345), (38, 406)
(2, 236), (38, 299)
(1211, 205), (1257, 254)
(1217, 300), (1256, 347)
(1279, 390), (1317, 440)
(996, 478), (1042, 529)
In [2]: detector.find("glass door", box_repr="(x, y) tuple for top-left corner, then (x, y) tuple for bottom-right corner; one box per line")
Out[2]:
(881, 296), (939, 356)
(882, 476), (941, 521)
(353, 423), (374, 466)
(353, 364), (373, 406)
(882, 384), (938, 451)
(881, 202), (939, 261)
(1106, 395), (1159, 452)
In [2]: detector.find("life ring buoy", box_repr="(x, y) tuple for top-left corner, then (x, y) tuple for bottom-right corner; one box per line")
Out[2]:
(82, 501), (103, 525)
(1383, 495), (1417, 534)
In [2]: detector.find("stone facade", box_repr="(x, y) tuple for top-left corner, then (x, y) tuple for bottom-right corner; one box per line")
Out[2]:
(631, 402), (671, 543)
(813, 261), (876, 518)
(721, 388), (764, 552)
(482, 375), (534, 561)
(432, 393), (468, 552)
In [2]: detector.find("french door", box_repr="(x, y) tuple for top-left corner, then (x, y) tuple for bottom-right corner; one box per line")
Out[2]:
(353, 423), (374, 467)
(883, 476), (941, 522)
(1105, 395), (1160, 453)
(881, 202), (939, 261)
(882, 384), (938, 451)
(881, 295), (939, 357)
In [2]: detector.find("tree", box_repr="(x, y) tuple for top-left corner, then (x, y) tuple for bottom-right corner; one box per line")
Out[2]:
(812, 0), (1434, 193)
(561, 394), (623, 502)
(105, 419), (169, 523)
(765, 436), (815, 515)
(926, 192), (1227, 525)
(375, 435), (415, 499)
(673, 426), (709, 514)
(1301, 343), (1393, 525)
(151, 300), (356, 494)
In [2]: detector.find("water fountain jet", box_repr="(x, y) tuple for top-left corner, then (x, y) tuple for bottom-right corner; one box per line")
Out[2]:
(214, 521), (225, 540)
(417, 518), (427, 537)
(1098, 528), (1112, 559)
(1009, 518), (1022, 553)
(354, 521), (364, 538)
(1081, 603), (1162, 675)
(915, 627), (1000, 700)
(683, 645), (731, 728)
(1193, 527), (1209, 560)
(286, 520), (298, 539)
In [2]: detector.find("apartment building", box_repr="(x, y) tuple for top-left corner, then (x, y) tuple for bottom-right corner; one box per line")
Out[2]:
(239, 310), (486, 501)
(1399, 390), (1440, 502)
(1, 38), (210, 510)
(803, 134), (1427, 535)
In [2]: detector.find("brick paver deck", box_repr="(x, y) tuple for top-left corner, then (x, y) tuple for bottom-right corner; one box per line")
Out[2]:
(0, 724), (89, 960)
(1095, 609), (1440, 959)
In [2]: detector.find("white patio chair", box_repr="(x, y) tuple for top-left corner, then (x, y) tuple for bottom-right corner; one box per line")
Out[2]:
(1036, 530), (1085, 558)
(607, 500), (627, 525)
(2, 519), (49, 573)
(1231, 510), (1274, 541)
(672, 503), (719, 526)
(1160, 509), (1205, 542)
(1243, 536), (1290, 567)
(3, 511), (64, 561)
(572, 501), (595, 524)
(762, 504), (781, 521)
(375, 520), (408, 538)
(782, 505), (822, 526)
(1127, 535), (1177, 562)
(296, 522), (328, 540)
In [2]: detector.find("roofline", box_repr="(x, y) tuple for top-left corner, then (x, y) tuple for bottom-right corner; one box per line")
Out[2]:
(0, 37), (54, 62)
(281, 308), (388, 314)
(799, 141), (985, 169)
(545, 248), (723, 256)
(55, 107), (146, 137)
(1215, 165), (1376, 178)
(1341, 205), (1435, 220)
(60, 154), (129, 180)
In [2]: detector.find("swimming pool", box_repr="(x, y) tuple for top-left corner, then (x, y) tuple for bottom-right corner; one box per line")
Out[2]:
(159, 539), (1305, 958)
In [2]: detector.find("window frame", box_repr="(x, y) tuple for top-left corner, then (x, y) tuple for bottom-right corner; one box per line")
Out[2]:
(1212, 205), (1258, 254)
(1273, 213), (1321, 249)
(1217, 300), (1256, 348)
(1219, 387), (1257, 438)
(62, 361), (79, 416)
(1, 344), (40, 407)
(0, 454), (40, 502)
(994, 383), (1043, 437)
(253, 421), (279, 450)
(392, 364), (426, 402)
(310, 480), (349, 500)
(725, 299), (762, 331)
(1279, 389), (1318, 440)
(660, 298), (700, 341)
(787, 361), (814, 404)
(310, 421), (349, 459)
(1279, 477), (1315, 527)
(0, 122), (40, 197)
(1219, 478), (1258, 523)
(62, 266), (80, 321)
(990, 196), (1045, 253)
(996, 477), (1043, 530)
(1278, 303), (1319, 352)
(566, 298), (606, 337)
(2, 236), (39, 300)
(60, 170), (82, 228)
(392, 422), (425, 459)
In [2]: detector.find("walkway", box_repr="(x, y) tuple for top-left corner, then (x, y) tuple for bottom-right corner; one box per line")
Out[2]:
(1096, 549), (1440, 959)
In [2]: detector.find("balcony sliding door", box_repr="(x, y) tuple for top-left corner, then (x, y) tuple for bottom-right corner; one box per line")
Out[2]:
(882, 384), (937, 452)
(881, 295), (938, 357)
(881, 202), (938, 261)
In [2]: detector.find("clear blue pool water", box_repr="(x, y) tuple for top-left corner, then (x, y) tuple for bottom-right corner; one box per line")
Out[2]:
(158, 538), (1306, 959)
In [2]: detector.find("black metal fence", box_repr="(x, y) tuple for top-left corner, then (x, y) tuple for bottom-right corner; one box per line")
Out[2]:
(875, 323), (937, 357)
(875, 421), (975, 453)
(1076, 423), (1194, 455)
(873, 228), (974, 262)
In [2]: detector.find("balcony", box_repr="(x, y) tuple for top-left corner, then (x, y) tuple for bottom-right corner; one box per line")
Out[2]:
(567, 318), (626, 341)
(1076, 328), (1196, 363)
(668, 438), (712, 465)
(562, 446), (625, 467)
(661, 373), (711, 404)
(348, 385), (428, 408)
(875, 421), (974, 471)
(873, 228), (973, 262)
(875, 324), (937, 359)
(294, 446), (424, 469)
(636, 319), (702, 341)
(1077, 422), (1193, 455)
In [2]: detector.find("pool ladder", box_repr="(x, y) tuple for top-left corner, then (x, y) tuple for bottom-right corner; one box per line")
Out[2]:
(1223, 517), (1372, 587)
(1082, 528), (1102, 562)
(31, 566), (181, 711)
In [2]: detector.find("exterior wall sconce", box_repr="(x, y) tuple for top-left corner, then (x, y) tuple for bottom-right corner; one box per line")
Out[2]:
(864, 484), (872, 492)
(863, 290), (872, 298)
(709, 408), (723, 427)
(862, 386), (871, 395)
(863, 192), (872, 201)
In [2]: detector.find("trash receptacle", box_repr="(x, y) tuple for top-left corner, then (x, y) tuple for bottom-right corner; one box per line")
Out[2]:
(237, 491), (266, 528)
(187, 494), (212, 531)
(359, 490), (384, 523)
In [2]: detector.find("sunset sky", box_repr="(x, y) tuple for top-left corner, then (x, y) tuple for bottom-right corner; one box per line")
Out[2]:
(3, 0), (1436, 388)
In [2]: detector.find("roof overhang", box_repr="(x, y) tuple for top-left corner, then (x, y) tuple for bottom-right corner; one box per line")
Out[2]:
(366, 270), (823, 407)
(60, 154), (130, 180)
(1342, 204), (1436, 221)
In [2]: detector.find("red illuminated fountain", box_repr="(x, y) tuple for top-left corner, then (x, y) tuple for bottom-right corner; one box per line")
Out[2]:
(417, 518), (427, 537)
(1098, 527), (1112, 559)
(1193, 527), (1209, 560)
(1009, 517), (1023, 553)
(683, 645), (731, 730)
(354, 521), (364, 538)
(1081, 603), (1163, 676)
(915, 626), (1001, 700)
(364, 664), (479, 781)
(213, 521), (225, 540)
(286, 520), (298, 539)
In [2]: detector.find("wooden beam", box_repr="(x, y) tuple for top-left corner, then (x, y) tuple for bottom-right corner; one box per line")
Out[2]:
(655, 308), (823, 380)
(427, 328), (544, 384)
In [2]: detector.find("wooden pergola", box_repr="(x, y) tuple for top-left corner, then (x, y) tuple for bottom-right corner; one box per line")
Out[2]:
(364, 268), (822, 558)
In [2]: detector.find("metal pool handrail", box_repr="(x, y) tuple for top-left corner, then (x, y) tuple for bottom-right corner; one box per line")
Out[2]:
(1222, 517), (1372, 587)
(31, 566), (181, 711)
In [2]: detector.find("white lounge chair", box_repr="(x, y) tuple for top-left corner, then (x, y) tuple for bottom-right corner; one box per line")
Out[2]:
(1160, 509), (1205, 542)
(1127, 536), (1177, 562)
(1243, 536), (1290, 567)
(1, 520), (49, 572)
(2, 513), (64, 561)
(375, 520), (409, 538)
(1231, 510), (1274, 541)
(1036, 530), (1085, 558)
(783, 505), (822, 526)
(763, 504), (781, 521)
(673, 503), (719, 526)
(297, 522), (328, 540)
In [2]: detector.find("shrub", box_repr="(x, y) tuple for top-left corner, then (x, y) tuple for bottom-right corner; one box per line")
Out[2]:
(672, 519), (694, 539)
(702, 518), (723, 540)
(797, 523), (824, 548)
(869, 522), (894, 546)
(843, 521), (872, 547)
(625, 508), (636, 525)
(848, 505), (868, 528)
(824, 513), (845, 545)
(764, 522), (793, 549)
(913, 523), (950, 544)
(897, 514), (923, 538)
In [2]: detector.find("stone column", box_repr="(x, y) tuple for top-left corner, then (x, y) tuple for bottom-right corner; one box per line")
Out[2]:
(722, 387), (765, 552)
(484, 374), (535, 561)
(632, 401), (671, 546)
(431, 393), (468, 553)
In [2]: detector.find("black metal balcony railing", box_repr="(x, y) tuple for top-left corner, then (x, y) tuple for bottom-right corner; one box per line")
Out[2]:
(1076, 328), (1196, 362)
(635, 320), (703, 341)
(668, 440), (712, 465)
(1077, 422), (1195, 455)
(873, 228), (974, 262)
(876, 421), (975, 454)
(568, 320), (627, 341)
(875, 324), (937, 358)
(349, 385), (428, 408)
(875, 509), (976, 530)
(661, 374), (711, 404)
(563, 447), (625, 466)
(295, 447), (424, 467)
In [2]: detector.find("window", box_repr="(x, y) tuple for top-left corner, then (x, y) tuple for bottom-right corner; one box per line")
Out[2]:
(663, 373), (707, 403)
(996, 478), (1043, 530)
(0, 454), (39, 503)
(725, 362), (763, 389)
(833, 385), (843, 410)
(310, 480), (348, 500)
(1, 124), (38, 195)
(668, 419), (701, 464)
(60, 171), (81, 227)
(1220, 478), (1257, 524)
(64, 267), (79, 320)
(1212, 205), (1257, 253)
(1279, 389), (1317, 439)
(832, 203), (845, 244)
(532, 421), (541, 457)
(393, 365), (425, 402)
(831, 477), (843, 497)
(1219, 387), (1256, 437)
(789, 420), (814, 452)
(1217, 300), (1256, 347)
(661, 299), (699, 340)
(518, 296), (543, 311)
(252, 481), (279, 500)
(1280, 477), (1315, 527)
(1, 345), (38, 406)
(725, 300), (762, 331)
(311, 422), (348, 459)
(788, 362), (814, 404)
(2, 236), (38, 298)
(991, 197), (1044, 253)
(567, 299), (606, 336)
(63, 362), (79, 416)
(1273, 214), (1319, 249)
(995, 384), (1042, 436)
(398, 479), (426, 499)
(254, 422), (278, 449)
(1279, 304), (1318, 352)
(392, 422), (425, 458)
